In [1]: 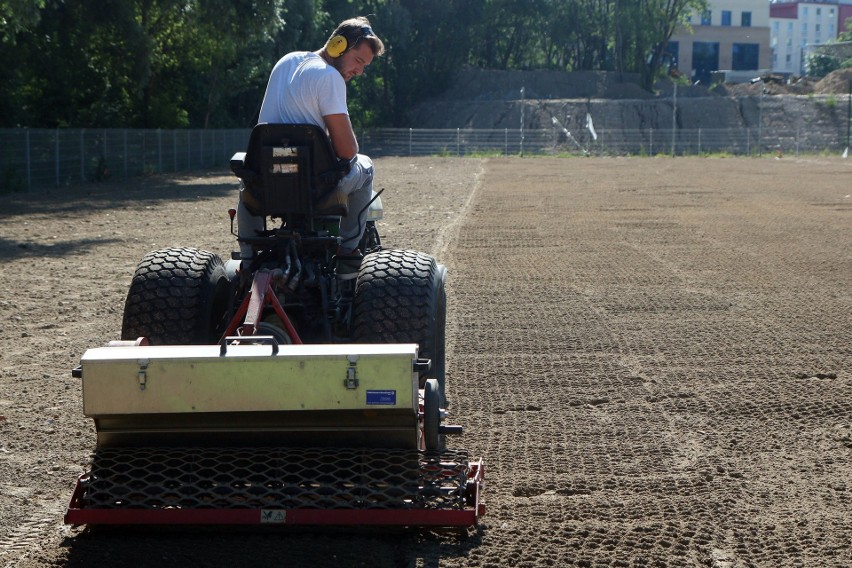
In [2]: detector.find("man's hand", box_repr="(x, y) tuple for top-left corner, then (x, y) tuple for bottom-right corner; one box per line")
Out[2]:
(324, 113), (358, 160)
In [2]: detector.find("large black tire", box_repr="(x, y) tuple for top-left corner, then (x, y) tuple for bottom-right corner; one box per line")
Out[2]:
(121, 247), (232, 345)
(352, 249), (447, 404)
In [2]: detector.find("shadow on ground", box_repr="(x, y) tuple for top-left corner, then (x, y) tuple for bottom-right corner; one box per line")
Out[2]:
(59, 525), (486, 568)
(0, 170), (236, 219)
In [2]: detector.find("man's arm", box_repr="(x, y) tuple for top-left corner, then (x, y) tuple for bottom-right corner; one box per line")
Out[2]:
(324, 113), (359, 160)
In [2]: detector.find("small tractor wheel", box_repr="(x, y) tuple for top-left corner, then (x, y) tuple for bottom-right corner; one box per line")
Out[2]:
(121, 247), (232, 345)
(423, 379), (442, 451)
(352, 249), (447, 405)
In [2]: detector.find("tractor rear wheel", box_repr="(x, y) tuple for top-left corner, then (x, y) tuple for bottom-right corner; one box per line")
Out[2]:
(352, 249), (447, 404)
(121, 247), (232, 345)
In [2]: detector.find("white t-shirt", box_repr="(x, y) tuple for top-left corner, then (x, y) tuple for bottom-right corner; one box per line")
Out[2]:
(257, 51), (348, 129)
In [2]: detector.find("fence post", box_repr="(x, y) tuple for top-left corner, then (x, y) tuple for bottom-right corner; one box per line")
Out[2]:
(158, 129), (163, 173)
(672, 81), (677, 157)
(650, 128), (654, 156)
(698, 128), (702, 155)
(409, 128), (412, 156)
(505, 128), (508, 155)
(123, 130), (129, 178)
(25, 128), (31, 192)
(846, 79), (852, 156)
(520, 86), (525, 157)
(80, 129), (85, 183)
(746, 128), (750, 155)
(796, 124), (800, 156)
(758, 88), (763, 157)
(173, 130), (178, 171)
(55, 129), (60, 187)
(457, 128), (460, 156)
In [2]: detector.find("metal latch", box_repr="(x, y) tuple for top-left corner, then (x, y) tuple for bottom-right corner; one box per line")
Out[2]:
(138, 358), (149, 391)
(344, 355), (359, 389)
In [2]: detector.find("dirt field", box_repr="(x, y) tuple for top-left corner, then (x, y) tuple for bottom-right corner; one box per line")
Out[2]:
(1, 156), (850, 567)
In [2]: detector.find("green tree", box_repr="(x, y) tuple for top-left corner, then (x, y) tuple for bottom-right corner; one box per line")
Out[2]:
(0, 0), (46, 42)
(805, 18), (852, 77)
(0, 0), (284, 128)
(320, 0), (483, 127)
(615, 0), (705, 90)
(544, 0), (615, 71)
(0, 0), (715, 129)
(467, 0), (550, 70)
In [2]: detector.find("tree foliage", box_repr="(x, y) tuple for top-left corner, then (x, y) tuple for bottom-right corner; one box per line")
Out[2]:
(615, 0), (707, 90)
(2, 0), (707, 128)
(0, 0), (46, 42)
(805, 17), (852, 77)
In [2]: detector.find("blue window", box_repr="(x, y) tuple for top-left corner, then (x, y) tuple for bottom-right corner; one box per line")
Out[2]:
(701, 10), (712, 25)
(722, 11), (732, 26)
(732, 43), (759, 70)
(692, 42), (719, 84)
(742, 11), (752, 27)
(665, 41), (680, 70)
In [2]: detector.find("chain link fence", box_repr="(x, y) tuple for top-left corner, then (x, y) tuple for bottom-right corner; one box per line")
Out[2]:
(2, 124), (849, 194)
(359, 125), (849, 158)
(0, 128), (249, 194)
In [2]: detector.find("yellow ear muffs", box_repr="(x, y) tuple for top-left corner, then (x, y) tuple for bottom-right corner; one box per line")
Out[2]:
(327, 35), (348, 58)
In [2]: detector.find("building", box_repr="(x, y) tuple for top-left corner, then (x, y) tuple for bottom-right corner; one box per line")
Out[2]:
(668, 0), (771, 84)
(769, 0), (852, 75)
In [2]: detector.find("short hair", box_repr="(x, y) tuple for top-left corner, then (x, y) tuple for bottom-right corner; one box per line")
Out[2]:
(327, 16), (385, 57)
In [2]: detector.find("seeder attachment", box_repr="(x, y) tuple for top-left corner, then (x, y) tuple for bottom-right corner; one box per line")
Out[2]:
(65, 341), (484, 527)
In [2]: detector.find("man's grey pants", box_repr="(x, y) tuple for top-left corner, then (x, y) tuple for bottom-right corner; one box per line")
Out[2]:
(237, 154), (374, 259)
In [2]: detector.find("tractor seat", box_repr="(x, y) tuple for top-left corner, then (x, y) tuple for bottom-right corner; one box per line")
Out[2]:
(230, 123), (351, 219)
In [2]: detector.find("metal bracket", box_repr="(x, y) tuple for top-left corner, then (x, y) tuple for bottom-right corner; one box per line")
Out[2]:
(413, 358), (432, 374)
(137, 358), (149, 391)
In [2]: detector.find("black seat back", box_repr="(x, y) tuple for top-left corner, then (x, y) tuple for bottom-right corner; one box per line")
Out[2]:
(232, 123), (346, 218)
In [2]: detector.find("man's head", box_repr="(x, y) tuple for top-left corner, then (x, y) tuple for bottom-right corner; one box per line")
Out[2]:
(322, 16), (385, 81)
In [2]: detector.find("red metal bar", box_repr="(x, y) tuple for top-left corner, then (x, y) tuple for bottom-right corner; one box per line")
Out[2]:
(65, 507), (480, 527)
(220, 270), (303, 344)
(242, 270), (272, 336)
(65, 472), (484, 527)
(266, 284), (303, 344)
(222, 292), (251, 338)
(466, 458), (486, 518)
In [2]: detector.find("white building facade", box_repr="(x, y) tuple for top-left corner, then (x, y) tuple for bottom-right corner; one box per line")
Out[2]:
(669, 0), (771, 83)
(769, 1), (852, 75)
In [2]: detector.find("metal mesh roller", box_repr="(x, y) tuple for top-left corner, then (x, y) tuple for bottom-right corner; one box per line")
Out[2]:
(79, 447), (471, 511)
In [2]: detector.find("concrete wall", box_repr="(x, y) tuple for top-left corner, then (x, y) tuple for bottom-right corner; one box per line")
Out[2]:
(409, 94), (850, 152)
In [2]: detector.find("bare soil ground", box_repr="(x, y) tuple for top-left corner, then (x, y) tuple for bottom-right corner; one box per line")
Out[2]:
(1, 156), (850, 567)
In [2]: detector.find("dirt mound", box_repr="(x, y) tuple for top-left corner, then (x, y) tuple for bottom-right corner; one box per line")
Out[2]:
(719, 68), (852, 97)
(719, 76), (819, 97)
(814, 67), (852, 94)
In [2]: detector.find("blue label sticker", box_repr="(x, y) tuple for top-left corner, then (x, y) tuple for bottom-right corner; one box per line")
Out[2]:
(366, 390), (397, 405)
